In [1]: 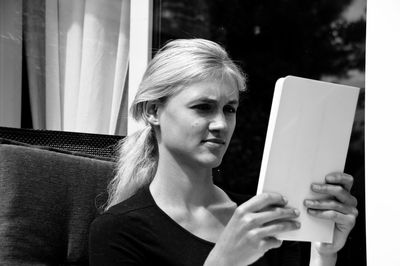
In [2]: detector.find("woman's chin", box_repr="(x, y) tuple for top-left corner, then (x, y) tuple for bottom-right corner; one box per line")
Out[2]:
(196, 155), (224, 168)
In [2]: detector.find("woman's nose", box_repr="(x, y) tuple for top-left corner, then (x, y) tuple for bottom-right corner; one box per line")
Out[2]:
(209, 112), (228, 132)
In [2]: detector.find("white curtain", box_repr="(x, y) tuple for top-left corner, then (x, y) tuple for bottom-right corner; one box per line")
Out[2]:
(0, 0), (22, 128)
(26, 0), (129, 135)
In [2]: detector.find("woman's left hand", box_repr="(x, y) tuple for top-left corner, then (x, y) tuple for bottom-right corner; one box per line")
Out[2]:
(304, 172), (358, 256)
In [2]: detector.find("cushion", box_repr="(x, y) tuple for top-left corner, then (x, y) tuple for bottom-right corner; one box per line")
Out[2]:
(0, 143), (115, 265)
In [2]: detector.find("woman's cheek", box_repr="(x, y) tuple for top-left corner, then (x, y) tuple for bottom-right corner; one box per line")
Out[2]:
(190, 119), (207, 132)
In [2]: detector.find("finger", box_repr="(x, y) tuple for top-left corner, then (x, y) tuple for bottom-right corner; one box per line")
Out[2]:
(238, 193), (287, 214)
(307, 209), (357, 227)
(311, 184), (358, 207)
(258, 237), (283, 251)
(254, 220), (301, 238)
(304, 199), (359, 216)
(325, 172), (354, 191)
(246, 207), (300, 227)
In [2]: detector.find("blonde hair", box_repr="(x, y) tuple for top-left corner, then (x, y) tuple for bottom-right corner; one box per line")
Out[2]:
(105, 39), (246, 210)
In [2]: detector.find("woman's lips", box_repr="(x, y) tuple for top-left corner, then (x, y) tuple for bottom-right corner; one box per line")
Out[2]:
(202, 138), (226, 144)
(202, 139), (226, 149)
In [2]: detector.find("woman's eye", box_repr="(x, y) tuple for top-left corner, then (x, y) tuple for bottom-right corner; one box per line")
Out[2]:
(224, 106), (237, 114)
(193, 104), (212, 111)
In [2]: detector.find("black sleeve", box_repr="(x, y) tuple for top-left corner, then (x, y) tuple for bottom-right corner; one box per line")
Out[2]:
(89, 213), (147, 266)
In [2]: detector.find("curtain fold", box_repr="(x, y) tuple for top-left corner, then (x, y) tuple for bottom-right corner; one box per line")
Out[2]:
(110, 0), (130, 134)
(24, 0), (46, 129)
(0, 0), (23, 128)
(24, 0), (129, 135)
(74, 0), (129, 134)
(45, 0), (62, 130)
(60, 0), (86, 132)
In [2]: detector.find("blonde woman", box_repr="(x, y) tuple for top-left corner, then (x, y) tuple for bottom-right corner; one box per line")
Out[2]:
(89, 39), (358, 266)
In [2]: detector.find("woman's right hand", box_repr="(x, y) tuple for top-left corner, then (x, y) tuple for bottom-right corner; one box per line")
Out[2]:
(204, 192), (301, 266)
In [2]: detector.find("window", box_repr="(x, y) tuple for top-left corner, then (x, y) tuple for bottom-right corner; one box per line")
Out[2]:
(0, 0), (131, 135)
(152, 1), (366, 264)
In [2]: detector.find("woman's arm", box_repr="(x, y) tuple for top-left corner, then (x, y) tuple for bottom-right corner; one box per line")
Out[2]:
(305, 172), (358, 266)
(204, 192), (301, 266)
(310, 244), (337, 266)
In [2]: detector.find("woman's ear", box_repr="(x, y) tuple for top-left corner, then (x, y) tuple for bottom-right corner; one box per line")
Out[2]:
(144, 101), (161, 126)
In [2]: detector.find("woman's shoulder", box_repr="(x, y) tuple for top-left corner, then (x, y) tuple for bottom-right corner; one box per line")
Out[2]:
(89, 186), (161, 250)
(91, 186), (156, 229)
(89, 187), (159, 264)
(104, 186), (155, 214)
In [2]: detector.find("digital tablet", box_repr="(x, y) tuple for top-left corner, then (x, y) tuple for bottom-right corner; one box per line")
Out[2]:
(257, 76), (360, 243)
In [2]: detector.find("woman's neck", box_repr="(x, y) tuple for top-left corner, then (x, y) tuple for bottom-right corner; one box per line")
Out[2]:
(150, 151), (219, 210)
(149, 148), (236, 244)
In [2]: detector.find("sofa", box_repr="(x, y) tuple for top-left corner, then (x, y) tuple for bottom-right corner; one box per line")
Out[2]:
(0, 127), (123, 265)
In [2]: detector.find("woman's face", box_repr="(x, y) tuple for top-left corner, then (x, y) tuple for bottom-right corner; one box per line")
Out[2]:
(156, 79), (239, 169)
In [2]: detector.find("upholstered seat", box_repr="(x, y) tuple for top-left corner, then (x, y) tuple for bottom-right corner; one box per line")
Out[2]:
(0, 128), (122, 265)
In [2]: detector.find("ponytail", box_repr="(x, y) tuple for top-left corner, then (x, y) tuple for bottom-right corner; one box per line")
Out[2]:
(104, 125), (158, 210)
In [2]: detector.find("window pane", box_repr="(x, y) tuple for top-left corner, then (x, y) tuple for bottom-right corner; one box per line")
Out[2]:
(153, 1), (365, 264)
(0, 1), (129, 135)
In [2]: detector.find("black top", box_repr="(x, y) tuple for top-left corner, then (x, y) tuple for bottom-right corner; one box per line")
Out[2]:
(89, 186), (308, 266)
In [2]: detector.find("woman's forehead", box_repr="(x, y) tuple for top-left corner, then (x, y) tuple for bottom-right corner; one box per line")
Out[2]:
(176, 79), (239, 102)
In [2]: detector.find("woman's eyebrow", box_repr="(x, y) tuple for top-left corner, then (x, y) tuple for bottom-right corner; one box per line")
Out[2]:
(228, 99), (239, 105)
(190, 97), (239, 105)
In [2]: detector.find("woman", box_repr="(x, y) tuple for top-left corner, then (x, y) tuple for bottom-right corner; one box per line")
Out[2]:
(89, 39), (358, 266)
